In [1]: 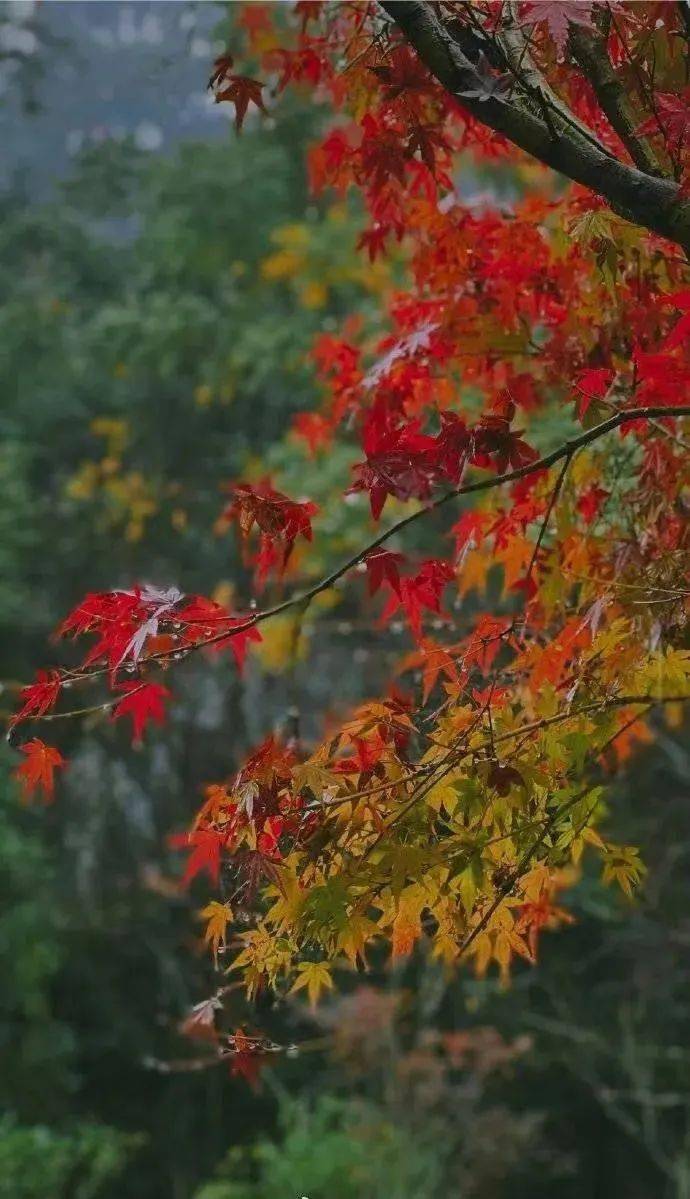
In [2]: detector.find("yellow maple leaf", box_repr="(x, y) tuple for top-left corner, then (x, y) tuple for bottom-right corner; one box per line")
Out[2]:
(199, 900), (233, 963)
(264, 871), (306, 932)
(601, 845), (646, 897)
(457, 547), (490, 597)
(289, 960), (334, 1008)
(336, 914), (378, 965)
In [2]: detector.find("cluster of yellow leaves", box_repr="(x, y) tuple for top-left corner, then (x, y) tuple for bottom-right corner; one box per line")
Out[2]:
(65, 418), (157, 542)
(193, 380), (235, 408)
(177, 346), (690, 1004)
(195, 599), (690, 1003)
(260, 210), (391, 310)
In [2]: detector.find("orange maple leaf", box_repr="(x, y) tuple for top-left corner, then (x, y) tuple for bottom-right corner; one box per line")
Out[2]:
(13, 738), (66, 803)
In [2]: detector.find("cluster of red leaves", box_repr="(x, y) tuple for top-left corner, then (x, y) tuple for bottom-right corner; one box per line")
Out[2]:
(380, 559), (455, 640)
(178, 995), (273, 1087)
(11, 1), (690, 816)
(170, 735), (314, 891)
(9, 670), (61, 729)
(349, 396), (538, 520)
(9, 584), (268, 800)
(10, 1), (690, 1046)
(219, 480), (318, 584)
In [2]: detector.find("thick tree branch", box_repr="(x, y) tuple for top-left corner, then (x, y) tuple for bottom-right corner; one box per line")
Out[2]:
(568, 23), (664, 177)
(452, 1), (614, 160)
(381, 0), (690, 252)
(497, 2), (615, 160)
(678, 1), (690, 46)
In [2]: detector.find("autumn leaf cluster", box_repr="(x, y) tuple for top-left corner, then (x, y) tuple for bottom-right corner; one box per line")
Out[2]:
(9, 2), (690, 1054)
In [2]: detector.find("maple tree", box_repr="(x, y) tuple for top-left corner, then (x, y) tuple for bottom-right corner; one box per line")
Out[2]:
(9, 0), (690, 1074)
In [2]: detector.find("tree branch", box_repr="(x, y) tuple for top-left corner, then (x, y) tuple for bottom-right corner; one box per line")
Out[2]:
(380, 0), (690, 251)
(185, 404), (690, 653)
(19, 407), (690, 712)
(568, 23), (664, 177)
(497, 2), (616, 161)
(456, 699), (663, 960)
(451, 1), (614, 159)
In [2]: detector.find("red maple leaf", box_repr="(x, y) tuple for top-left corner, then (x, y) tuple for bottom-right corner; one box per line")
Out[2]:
(577, 484), (609, 523)
(574, 368), (614, 419)
(230, 1029), (266, 1088)
(519, 2), (594, 54)
(13, 739), (66, 803)
(662, 290), (690, 352)
(516, 889), (574, 956)
(272, 44), (326, 91)
(222, 481), (318, 579)
(214, 616), (263, 671)
(436, 412), (470, 483)
(10, 669), (61, 729)
(209, 54), (266, 132)
(370, 45), (432, 105)
(358, 113), (409, 190)
(357, 223), (391, 263)
(113, 681), (170, 744)
(471, 414), (538, 475)
(169, 829), (226, 886)
(177, 597), (262, 671)
(257, 815), (284, 859)
(381, 559), (454, 639)
(638, 92), (690, 150)
(292, 411), (332, 455)
(450, 511), (487, 561)
(469, 615), (514, 674)
(349, 407), (441, 519)
(363, 547), (405, 596)
(511, 574), (539, 601)
(400, 638), (461, 702)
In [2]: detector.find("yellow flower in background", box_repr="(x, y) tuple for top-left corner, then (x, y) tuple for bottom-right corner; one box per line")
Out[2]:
(261, 249), (305, 281)
(100, 456), (121, 476)
(272, 223), (310, 249)
(255, 614), (309, 674)
(299, 280), (328, 309)
(261, 223), (312, 281)
(358, 257), (391, 295)
(66, 418), (159, 539)
(90, 417), (129, 456)
(65, 461), (100, 501)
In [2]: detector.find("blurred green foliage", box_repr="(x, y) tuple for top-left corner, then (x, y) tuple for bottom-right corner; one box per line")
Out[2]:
(0, 1119), (138, 1199)
(194, 1097), (450, 1199)
(2, 21), (690, 1199)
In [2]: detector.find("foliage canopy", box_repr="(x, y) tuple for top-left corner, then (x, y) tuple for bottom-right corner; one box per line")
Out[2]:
(9, 0), (690, 1079)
